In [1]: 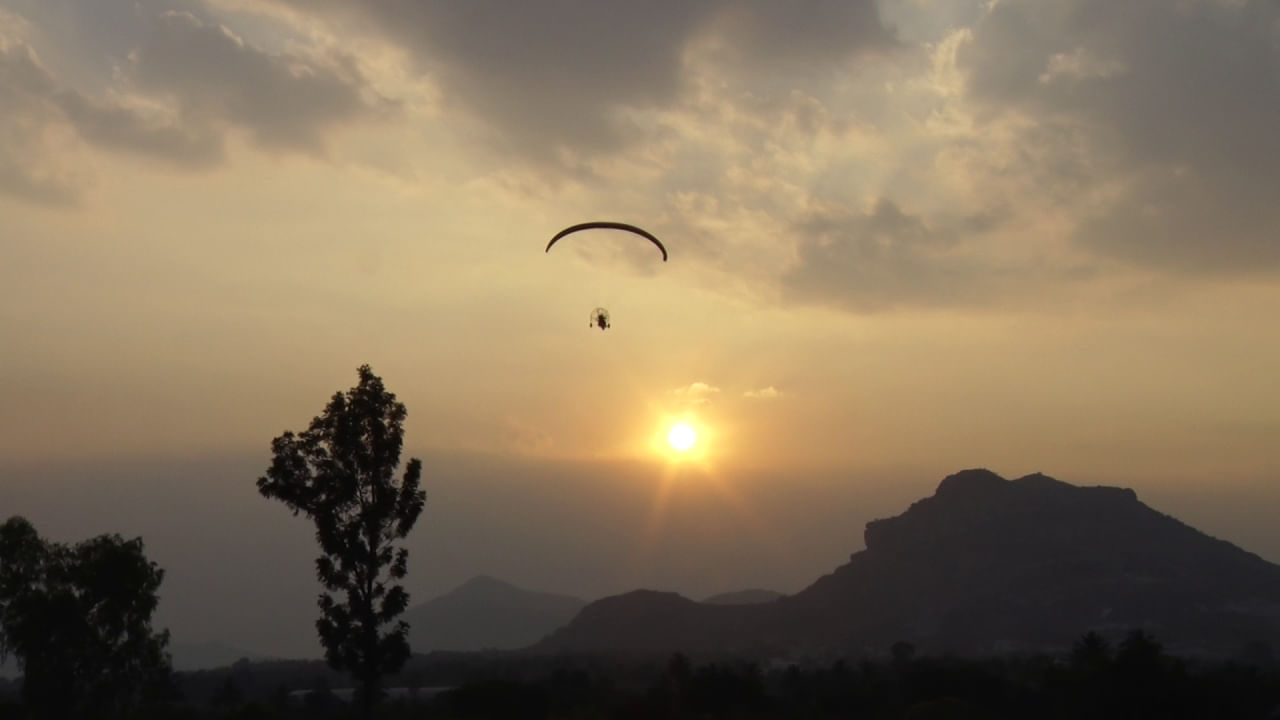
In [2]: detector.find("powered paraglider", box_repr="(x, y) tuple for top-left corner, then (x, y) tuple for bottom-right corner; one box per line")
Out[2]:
(589, 307), (610, 331)
(546, 221), (666, 331)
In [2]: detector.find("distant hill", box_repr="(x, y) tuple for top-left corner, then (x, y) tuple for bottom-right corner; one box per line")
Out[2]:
(2, 642), (272, 675)
(538, 470), (1280, 657)
(405, 575), (588, 653)
(169, 641), (274, 671)
(703, 589), (784, 605)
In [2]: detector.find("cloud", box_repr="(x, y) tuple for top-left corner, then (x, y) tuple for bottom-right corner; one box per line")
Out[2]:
(781, 197), (1010, 311)
(673, 381), (785, 403)
(51, 91), (223, 169)
(0, 35), (84, 204)
(956, 0), (1280, 274)
(125, 10), (389, 155)
(262, 0), (894, 166)
(772, 0), (1280, 310)
(0, 21), (222, 205)
(0, 2), (389, 203)
(672, 381), (721, 405)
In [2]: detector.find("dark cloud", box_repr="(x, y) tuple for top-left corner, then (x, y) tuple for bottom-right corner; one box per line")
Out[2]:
(0, 161), (80, 206)
(0, 0), (209, 75)
(269, 0), (893, 163)
(701, 1), (897, 77)
(782, 198), (1008, 311)
(126, 10), (387, 155)
(0, 27), (219, 205)
(0, 39), (83, 204)
(53, 91), (223, 169)
(957, 0), (1280, 273)
(0, 2), (388, 203)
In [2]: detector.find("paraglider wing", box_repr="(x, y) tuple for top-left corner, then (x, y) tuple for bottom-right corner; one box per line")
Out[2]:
(545, 221), (667, 261)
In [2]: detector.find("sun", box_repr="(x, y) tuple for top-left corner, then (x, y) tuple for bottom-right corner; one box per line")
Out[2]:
(667, 423), (697, 452)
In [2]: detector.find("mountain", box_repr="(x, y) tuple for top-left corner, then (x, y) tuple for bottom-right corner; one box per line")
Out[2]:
(1, 642), (271, 675)
(405, 575), (588, 653)
(537, 470), (1280, 658)
(703, 589), (784, 605)
(168, 642), (274, 672)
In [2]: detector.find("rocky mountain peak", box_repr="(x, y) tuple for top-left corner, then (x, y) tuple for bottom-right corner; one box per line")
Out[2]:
(536, 470), (1280, 657)
(863, 470), (1139, 554)
(934, 467), (1008, 498)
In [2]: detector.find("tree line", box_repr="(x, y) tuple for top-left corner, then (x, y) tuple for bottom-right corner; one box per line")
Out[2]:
(5, 633), (1277, 719)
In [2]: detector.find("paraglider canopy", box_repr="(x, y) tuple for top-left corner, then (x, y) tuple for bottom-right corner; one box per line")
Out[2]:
(545, 221), (667, 262)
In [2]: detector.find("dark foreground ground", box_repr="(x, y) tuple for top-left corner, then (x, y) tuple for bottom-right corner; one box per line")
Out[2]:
(2, 630), (1279, 719)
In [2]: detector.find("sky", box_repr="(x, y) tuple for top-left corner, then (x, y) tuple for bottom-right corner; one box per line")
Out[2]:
(2, 0), (1279, 660)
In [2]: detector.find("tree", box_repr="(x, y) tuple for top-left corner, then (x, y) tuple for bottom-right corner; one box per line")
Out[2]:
(257, 364), (426, 713)
(1070, 631), (1112, 675)
(0, 516), (172, 719)
(891, 640), (917, 666)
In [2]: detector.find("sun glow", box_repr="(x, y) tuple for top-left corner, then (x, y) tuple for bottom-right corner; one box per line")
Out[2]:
(667, 423), (697, 452)
(643, 410), (717, 467)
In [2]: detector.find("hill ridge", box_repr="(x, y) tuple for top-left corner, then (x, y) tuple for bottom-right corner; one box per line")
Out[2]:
(537, 470), (1280, 657)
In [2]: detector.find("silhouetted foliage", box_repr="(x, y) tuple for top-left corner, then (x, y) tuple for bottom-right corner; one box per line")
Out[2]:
(0, 515), (172, 719)
(302, 675), (343, 717)
(257, 365), (426, 715)
(891, 639), (917, 665)
(443, 680), (550, 719)
(210, 676), (243, 710)
(140, 629), (1280, 719)
(1235, 639), (1275, 668)
(1071, 630), (1112, 673)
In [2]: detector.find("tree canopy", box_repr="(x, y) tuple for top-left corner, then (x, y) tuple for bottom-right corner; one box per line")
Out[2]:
(0, 516), (172, 719)
(258, 364), (426, 712)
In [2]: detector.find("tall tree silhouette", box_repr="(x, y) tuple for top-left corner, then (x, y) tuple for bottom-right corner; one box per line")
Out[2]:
(0, 516), (172, 719)
(258, 364), (426, 713)
(1070, 631), (1112, 675)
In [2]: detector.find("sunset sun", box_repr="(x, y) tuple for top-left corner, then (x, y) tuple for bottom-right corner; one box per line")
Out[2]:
(667, 423), (697, 452)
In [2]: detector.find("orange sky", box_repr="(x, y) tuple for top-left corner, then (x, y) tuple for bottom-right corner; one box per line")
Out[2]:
(2, 0), (1278, 659)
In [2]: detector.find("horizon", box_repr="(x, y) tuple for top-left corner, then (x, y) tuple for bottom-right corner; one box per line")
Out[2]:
(6, 455), (1280, 664)
(2, 0), (1279, 669)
